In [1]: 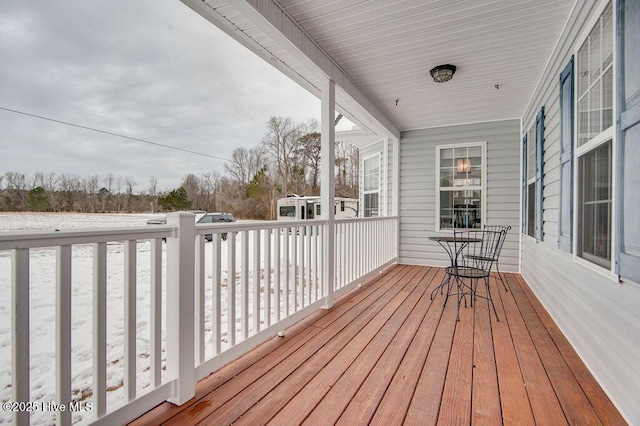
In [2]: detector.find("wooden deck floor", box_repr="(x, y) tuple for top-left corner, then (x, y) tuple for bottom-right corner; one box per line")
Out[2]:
(131, 265), (626, 425)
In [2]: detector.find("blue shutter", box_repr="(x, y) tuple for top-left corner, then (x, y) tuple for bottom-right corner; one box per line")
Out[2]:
(616, 0), (640, 282)
(558, 58), (574, 252)
(535, 107), (545, 241)
(522, 133), (528, 234)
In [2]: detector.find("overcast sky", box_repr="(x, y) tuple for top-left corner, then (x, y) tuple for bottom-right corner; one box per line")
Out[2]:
(0, 1), (348, 191)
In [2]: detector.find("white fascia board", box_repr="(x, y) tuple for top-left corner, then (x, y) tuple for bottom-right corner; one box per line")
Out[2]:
(182, 0), (400, 141)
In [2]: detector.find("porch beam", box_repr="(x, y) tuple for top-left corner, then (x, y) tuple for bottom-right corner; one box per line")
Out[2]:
(182, 0), (400, 141)
(321, 78), (336, 309)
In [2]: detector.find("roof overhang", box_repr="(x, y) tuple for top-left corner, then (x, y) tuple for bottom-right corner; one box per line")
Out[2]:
(182, 0), (401, 141)
(182, 0), (574, 136)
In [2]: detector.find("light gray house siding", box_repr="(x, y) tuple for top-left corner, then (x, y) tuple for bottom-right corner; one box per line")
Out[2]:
(398, 119), (521, 271)
(521, 0), (640, 423)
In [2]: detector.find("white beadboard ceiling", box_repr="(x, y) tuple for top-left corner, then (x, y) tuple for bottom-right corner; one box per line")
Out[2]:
(185, 0), (574, 136)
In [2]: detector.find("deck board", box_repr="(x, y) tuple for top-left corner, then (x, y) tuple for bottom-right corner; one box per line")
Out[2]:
(131, 265), (626, 426)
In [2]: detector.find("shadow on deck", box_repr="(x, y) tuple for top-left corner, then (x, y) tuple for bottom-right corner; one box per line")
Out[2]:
(131, 265), (626, 425)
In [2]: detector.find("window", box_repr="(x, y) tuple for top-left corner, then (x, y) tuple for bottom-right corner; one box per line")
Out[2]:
(437, 143), (485, 230)
(363, 155), (380, 217)
(522, 108), (545, 240)
(576, 2), (614, 269)
(279, 205), (296, 218)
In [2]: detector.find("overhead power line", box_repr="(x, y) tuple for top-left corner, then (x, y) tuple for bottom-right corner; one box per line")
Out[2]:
(0, 106), (229, 162)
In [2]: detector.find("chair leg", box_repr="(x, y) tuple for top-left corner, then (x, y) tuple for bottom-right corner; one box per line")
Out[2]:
(495, 261), (508, 292)
(485, 276), (500, 322)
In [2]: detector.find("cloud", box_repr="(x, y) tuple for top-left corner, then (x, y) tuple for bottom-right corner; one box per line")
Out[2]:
(0, 0), (323, 191)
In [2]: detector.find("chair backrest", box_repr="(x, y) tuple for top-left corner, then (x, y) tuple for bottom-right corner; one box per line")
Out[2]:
(483, 225), (511, 260)
(454, 229), (504, 271)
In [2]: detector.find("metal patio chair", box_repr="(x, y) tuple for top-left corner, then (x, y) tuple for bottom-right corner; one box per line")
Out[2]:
(445, 229), (501, 321)
(480, 225), (511, 291)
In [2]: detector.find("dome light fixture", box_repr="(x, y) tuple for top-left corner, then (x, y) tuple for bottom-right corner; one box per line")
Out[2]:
(430, 64), (456, 83)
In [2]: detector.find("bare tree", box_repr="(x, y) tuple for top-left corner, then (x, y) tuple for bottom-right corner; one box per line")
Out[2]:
(224, 146), (266, 189)
(261, 116), (302, 196)
(297, 119), (321, 194)
(148, 177), (158, 212)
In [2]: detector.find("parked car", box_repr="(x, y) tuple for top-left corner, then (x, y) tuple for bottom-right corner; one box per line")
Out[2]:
(196, 212), (236, 241)
(146, 211), (235, 241)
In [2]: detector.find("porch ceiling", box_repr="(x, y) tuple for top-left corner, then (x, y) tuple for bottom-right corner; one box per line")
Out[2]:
(184, 0), (574, 134)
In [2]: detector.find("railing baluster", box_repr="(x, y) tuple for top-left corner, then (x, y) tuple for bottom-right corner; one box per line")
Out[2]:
(252, 229), (260, 334)
(93, 242), (107, 417)
(212, 234), (221, 355)
(298, 225), (304, 309)
(312, 226), (317, 301)
(306, 226), (311, 306)
(283, 229), (289, 316)
(291, 226), (297, 313)
(241, 231), (249, 340)
(274, 228), (281, 322)
(12, 248), (30, 426)
(56, 245), (72, 426)
(227, 232), (236, 347)
(319, 225), (325, 298)
(263, 229), (271, 327)
(150, 238), (162, 387)
(195, 235), (205, 365)
(124, 240), (137, 402)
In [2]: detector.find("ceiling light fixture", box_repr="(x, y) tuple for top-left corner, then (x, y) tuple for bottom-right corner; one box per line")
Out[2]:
(430, 64), (456, 83)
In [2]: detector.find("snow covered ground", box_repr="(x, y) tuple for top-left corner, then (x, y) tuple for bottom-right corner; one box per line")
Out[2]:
(0, 213), (166, 424)
(0, 212), (282, 425)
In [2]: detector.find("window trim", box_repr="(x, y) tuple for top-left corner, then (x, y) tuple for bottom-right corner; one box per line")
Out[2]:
(435, 141), (487, 232)
(522, 107), (544, 241)
(362, 153), (380, 217)
(572, 0), (617, 274)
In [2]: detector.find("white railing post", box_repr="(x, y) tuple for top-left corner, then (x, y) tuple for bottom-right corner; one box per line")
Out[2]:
(12, 248), (30, 426)
(166, 212), (195, 405)
(321, 77), (336, 308)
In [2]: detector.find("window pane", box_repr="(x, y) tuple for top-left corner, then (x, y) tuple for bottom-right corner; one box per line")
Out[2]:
(440, 191), (454, 229)
(280, 206), (296, 217)
(603, 67), (613, 129)
(578, 96), (589, 147)
(363, 156), (379, 192)
(468, 146), (481, 158)
(527, 183), (536, 237)
(602, 3), (613, 69)
(577, 41), (589, 98)
(452, 190), (481, 229)
(589, 77), (601, 136)
(440, 148), (453, 167)
(440, 168), (453, 187)
(579, 141), (612, 268)
(364, 175), (373, 191)
(589, 20), (601, 80)
(364, 193), (379, 217)
(364, 157), (378, 175)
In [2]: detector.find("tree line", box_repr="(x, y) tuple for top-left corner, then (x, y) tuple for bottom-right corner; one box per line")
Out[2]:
(0, 116), (360, 219)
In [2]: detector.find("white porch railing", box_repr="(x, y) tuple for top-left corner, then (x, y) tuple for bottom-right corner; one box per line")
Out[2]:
(0, 214), (398, 425)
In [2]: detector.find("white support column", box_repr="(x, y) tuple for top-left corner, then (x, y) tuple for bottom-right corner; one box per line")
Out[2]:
(392, 137), (400, 260)
(166, 212), (195, 405)
(321, 78), (336, 309)
(392, 137), (400, 217)
(383, 138), (389, 216)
